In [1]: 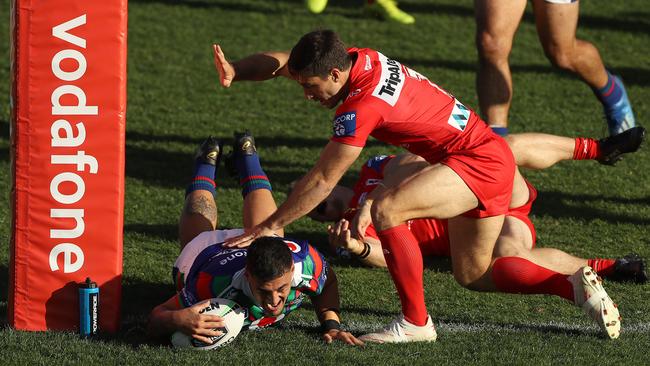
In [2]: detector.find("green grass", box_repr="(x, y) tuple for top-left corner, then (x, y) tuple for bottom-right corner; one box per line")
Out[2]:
(1, 0), (650, 364)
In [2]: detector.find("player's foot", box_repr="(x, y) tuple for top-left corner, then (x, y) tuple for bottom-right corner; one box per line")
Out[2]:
(194, 136), (223, 167)
(359, 314), (437, 343)
(305, 0), (328, 14)
(604, 76), (636, 136)
(597, 126), (645, 166)
(568, 266), (621, 339)
(225, 130), (257, 177)
(607, 253), (648, 284)
(367, 0), (415, 25)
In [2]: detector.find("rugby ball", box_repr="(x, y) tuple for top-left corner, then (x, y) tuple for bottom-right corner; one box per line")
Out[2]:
(171, 298), (246, 350)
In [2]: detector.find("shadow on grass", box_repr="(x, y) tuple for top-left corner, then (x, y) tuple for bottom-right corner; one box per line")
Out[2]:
(535, 190), (650, 225)
(124, 223), (178, 242)
(125, 131), (387, 188)
(397, 57), (650, 87)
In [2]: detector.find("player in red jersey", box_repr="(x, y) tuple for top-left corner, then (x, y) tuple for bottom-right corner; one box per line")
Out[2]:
(212, 30), (629, 342)
(313, 148), (646, 284)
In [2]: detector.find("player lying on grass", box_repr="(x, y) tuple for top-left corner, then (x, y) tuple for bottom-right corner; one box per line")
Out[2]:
(147, 133), (363, 346)
(312, 127), (647, 280)
(307, 127), (645, 342)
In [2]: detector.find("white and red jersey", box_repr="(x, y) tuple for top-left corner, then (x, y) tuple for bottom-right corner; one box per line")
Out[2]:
(331, 48), (494, 164)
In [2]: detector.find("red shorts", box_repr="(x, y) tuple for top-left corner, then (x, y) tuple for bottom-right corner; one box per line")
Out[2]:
(506, 179), (538, 247)
(440, 136), (516, 218)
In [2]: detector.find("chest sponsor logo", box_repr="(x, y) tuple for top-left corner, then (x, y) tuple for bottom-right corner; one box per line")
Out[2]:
(372, 52), (405, 107)
(333, 111), (357, 137)
(447, 99), (470, 131)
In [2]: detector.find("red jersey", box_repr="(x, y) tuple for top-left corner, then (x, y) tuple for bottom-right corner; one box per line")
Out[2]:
(344, 155), (450, 257)
(331, 48), (494, 164)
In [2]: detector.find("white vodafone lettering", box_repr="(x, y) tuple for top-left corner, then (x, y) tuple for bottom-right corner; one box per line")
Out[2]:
(52, 15), (87, 48)
(48, 14), (98, 273)
(49, 243), (84, 273)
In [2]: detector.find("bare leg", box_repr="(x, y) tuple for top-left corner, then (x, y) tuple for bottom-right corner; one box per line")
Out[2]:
(448, 215), (505, 291)
(179, 191), (217, 249)
(475, 0), (527, 127)
(533, 0), (608, 88)
(243, 189), (284, 237)
(494, 216), (587, 276)
(505, 133), (575, 169)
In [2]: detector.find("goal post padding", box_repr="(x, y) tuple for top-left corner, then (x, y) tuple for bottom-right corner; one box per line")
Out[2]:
(10, 0), (127, 332)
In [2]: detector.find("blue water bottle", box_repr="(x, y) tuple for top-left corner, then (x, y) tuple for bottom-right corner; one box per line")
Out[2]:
(79, 277), (99, 337)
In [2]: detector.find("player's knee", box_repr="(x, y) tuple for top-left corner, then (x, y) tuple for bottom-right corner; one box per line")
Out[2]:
(493, 237), (524, 258)
(476, 31), (511, 61)
(545, 48), (575, 72)
(370, 196), (401, 229)
(453, 267), (488, 291)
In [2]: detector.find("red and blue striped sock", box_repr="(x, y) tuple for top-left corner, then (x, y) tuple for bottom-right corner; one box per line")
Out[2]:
(185, 161), (217, 197)
(237, 152), (271, 197)
(594, 70), (623, 111)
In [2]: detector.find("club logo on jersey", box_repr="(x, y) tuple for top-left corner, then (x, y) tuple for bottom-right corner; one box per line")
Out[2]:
(333, 111), (357, 137)
(372, 52), (405, 107)
(284, 240), (301, 253)
(367, 154), (388, 169)
(447, 99), (470, 131)
(366, 178), (382, 186)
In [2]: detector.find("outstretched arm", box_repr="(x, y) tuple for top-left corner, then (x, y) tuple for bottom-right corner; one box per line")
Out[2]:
(213, 44), (292, 87)
(311, 269), (364, 346)
(328, 219), (387, 268)
(226, 141), (363, 247)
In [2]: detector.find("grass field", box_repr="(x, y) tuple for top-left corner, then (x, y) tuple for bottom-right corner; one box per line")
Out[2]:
(1, 0), (649, 364)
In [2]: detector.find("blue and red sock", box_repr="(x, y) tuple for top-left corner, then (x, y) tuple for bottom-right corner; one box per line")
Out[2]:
(594, 71), (624, 111)
(185, 160), (217, 197)
(237, 152), (272, 197)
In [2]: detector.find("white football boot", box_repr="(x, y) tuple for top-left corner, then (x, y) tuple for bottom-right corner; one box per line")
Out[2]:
(568, 266), (621, 339)
(359, 314), (437, 343)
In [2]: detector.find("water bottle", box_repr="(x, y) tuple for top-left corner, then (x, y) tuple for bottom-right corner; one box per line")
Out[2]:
(79, 277), (99, 337)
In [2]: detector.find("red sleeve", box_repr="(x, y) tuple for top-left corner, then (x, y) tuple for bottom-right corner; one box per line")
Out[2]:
(330, 101), (383, 147)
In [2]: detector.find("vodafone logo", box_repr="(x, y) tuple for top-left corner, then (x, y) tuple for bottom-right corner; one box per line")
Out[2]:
(285, 240), (301, 253)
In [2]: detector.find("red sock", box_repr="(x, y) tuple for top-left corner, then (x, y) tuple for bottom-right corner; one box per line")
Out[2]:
(378, 225), (428, 325)
(588, 258), (616, 277)
(492, 257), (574, 302)
(573, 137), (601, 160)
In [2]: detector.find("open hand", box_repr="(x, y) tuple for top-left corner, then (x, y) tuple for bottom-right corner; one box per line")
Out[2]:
(212, 44), (235, 88)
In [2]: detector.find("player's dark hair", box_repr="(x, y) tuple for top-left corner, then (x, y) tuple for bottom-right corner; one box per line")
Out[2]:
(246, 236), (293, 282)
(288, 30), (352, 78)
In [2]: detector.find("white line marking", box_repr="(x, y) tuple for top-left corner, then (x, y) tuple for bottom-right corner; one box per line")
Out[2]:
(280, 318), (650, 334)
